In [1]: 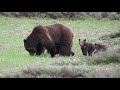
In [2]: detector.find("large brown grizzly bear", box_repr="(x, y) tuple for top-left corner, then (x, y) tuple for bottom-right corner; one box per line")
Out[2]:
(24, 24), (74, 57)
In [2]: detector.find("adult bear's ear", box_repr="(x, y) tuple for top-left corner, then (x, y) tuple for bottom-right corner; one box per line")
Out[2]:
(24, 39), (26, 42)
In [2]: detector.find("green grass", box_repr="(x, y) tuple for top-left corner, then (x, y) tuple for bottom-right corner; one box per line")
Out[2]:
(0, 15), (120, 78)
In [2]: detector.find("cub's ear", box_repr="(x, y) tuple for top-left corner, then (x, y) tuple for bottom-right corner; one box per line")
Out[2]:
(79, 39), (80, 41)
(84, 39), (86, 42)
(23, 39), (26, 42)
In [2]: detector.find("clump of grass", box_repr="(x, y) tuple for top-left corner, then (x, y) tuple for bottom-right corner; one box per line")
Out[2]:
(109, 30), (120, 38)
(99, 30), (120, 40)
(85, 64), (120, 78)
(99, 35), (110, 40)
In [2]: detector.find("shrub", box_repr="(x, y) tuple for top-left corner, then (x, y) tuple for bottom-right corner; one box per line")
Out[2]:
(107, 12), (120, 20)
(0, 12), (120, 20)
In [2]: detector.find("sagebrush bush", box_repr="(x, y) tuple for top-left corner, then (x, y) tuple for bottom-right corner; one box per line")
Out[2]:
(107, 12), (120, 20)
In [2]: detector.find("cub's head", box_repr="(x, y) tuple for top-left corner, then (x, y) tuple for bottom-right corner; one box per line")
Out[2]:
(79, 39), (87, 56)
(79, 39), (86, 47)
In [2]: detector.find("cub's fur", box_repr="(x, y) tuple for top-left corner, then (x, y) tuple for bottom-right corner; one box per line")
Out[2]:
(79, 39), (107, 56)
(79, 39), (95, 56)
(94, 43), (107, 54)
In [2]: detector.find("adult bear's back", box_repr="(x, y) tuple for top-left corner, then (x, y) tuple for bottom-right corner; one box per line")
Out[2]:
(45, 24), (73, 44)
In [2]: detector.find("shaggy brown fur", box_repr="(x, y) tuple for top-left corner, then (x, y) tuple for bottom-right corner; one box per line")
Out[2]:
(24, 24), (74, 57)
(79, 39), (95, 56)
(94, 43), (107, 53)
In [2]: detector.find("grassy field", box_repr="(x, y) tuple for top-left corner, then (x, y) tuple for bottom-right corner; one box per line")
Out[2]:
(0, 15), (120, 78)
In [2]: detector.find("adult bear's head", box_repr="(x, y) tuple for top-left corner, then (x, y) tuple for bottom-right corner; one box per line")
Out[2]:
(24, 25), (56, 57)
(24, 39), (37, 56)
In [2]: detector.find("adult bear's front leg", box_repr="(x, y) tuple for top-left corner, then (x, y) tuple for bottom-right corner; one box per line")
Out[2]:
(36, 44), (45, 55)
(59, 46), (71, 56)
